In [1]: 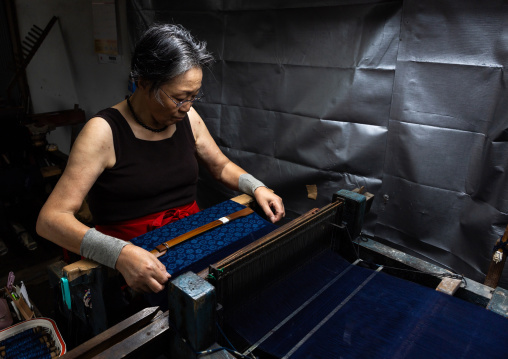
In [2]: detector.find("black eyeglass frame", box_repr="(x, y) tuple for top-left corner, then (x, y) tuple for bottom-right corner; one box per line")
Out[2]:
(159, 87), (205, 109)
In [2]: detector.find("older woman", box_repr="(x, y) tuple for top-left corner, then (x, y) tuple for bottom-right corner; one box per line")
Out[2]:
(36, 24), (284, 294)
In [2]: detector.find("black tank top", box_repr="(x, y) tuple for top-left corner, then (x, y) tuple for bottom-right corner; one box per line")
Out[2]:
(87, 108), (198, 225)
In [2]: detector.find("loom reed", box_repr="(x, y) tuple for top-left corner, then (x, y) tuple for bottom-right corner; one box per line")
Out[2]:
(204, 201), (342, 308)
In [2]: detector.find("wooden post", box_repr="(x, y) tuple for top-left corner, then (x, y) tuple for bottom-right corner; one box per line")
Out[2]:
(168, 272), (217, 358)
(484, 224), (508, 288)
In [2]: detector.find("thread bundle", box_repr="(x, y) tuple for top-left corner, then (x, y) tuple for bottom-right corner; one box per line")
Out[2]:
(0, 326), (60, 359)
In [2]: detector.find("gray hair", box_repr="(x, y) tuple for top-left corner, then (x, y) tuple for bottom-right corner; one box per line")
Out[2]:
(130, 24), (214, 103)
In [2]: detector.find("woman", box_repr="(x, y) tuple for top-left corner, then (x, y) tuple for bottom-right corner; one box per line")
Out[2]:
(36, 24), (285, 294)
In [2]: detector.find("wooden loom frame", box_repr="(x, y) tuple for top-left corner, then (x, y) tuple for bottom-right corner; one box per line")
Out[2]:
(61, 192), (508, 358)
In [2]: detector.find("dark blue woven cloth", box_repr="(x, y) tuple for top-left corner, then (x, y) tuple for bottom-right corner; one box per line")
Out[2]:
(226, 250), (508, 359)
(130, 200), (277, 276)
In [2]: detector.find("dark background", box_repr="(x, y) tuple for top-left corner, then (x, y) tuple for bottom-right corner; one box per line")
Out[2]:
(0, 0), (507, 314)
(127, 0), (508, 286)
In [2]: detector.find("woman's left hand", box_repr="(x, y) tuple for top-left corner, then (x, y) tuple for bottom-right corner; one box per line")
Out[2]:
(254, 187), (285, 223)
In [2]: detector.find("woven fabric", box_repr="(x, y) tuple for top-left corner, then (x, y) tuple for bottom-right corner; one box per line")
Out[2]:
(226, 250), (508, 359)
(130, 200), (277, 276)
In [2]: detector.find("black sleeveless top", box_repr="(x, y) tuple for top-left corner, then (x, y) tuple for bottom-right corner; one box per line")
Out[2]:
(87, 108), (198, 225)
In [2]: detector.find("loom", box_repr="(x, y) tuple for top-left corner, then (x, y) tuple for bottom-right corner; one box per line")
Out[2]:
(61, 190), (508, 359)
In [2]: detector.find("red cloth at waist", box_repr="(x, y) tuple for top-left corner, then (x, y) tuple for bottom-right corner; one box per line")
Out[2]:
(95, 201), (200, 241)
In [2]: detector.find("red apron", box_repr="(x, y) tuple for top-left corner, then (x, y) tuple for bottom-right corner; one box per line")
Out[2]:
(95, 201), (200, 241)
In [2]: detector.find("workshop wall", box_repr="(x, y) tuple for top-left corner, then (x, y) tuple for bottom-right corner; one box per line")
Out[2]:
(14, 0), (508, 286)
(378, 1), (508, 287)
(127, 0), (508, 286)
(15, 0), (132, 154)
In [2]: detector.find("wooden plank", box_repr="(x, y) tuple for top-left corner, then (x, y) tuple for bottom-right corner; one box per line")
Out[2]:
(230, 189), (274, 207)
(40, 165), (62, 178)
(92, 311), (171, 359)
(436, 277), (462, 296)
(63, 259), (100, 282)
(61, 306), (161, 359)
(28, 106), (86, 128)
(352, 187), (374, 212)
(230, 194), (254, 206)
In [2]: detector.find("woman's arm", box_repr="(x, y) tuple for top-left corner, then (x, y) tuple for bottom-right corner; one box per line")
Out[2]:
(188, 108), (285, 223)
(36, 117), (114, 250)
(36, 117), (170, 292)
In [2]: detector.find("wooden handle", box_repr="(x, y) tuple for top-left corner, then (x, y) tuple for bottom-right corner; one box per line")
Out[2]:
(484, 223), (508, 288)
(150, 207), (254, 258)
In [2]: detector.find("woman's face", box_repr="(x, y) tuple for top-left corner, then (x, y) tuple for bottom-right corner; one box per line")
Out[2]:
(148, 67), (203, 126)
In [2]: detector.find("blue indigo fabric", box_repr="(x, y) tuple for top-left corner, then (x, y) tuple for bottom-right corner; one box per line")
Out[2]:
(226, 250), (508, 359)
(131, 200), (277, 276)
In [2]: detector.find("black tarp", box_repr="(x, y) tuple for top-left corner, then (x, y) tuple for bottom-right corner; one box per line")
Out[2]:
(127, 0), (508, 286)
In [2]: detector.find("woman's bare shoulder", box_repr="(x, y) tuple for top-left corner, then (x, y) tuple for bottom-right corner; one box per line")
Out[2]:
(79, 116), (113, 144)
(70, 116), (115, 168)
(188, 107), (209, 139)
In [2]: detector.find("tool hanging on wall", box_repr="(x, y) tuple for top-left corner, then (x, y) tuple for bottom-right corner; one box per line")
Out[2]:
(6, 16), (58, 100)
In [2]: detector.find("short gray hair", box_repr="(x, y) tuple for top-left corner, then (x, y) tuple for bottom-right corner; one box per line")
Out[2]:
(130, 24), (214, 102)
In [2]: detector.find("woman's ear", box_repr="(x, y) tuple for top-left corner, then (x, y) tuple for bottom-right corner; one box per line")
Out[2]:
(137, 78), (148, 90)
(137, 78), (158, 99)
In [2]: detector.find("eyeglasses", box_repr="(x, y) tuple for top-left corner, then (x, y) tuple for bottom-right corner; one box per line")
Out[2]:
(159, 88), (205, 109)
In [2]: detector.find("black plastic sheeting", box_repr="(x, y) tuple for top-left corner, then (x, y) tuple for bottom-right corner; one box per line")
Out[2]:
(127, 0), (508, 286)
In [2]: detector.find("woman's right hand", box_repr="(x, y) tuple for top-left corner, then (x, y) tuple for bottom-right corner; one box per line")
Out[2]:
(115, 244), (171, 293)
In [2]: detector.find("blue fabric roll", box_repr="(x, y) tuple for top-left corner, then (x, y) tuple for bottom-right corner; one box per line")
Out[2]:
(131, 200), (277, 276)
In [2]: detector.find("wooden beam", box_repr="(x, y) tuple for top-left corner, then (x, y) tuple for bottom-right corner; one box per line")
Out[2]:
(484, 223), (508, 288)
(63, 259), (100, 282)
(230, 194), (254, 206)
(92, 311), (170, 359)
(436, 277), (461, 296)
(61, 306), (161, 359)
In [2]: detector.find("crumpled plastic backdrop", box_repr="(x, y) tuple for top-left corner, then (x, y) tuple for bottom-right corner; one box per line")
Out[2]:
(127, 0), (508, 286)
